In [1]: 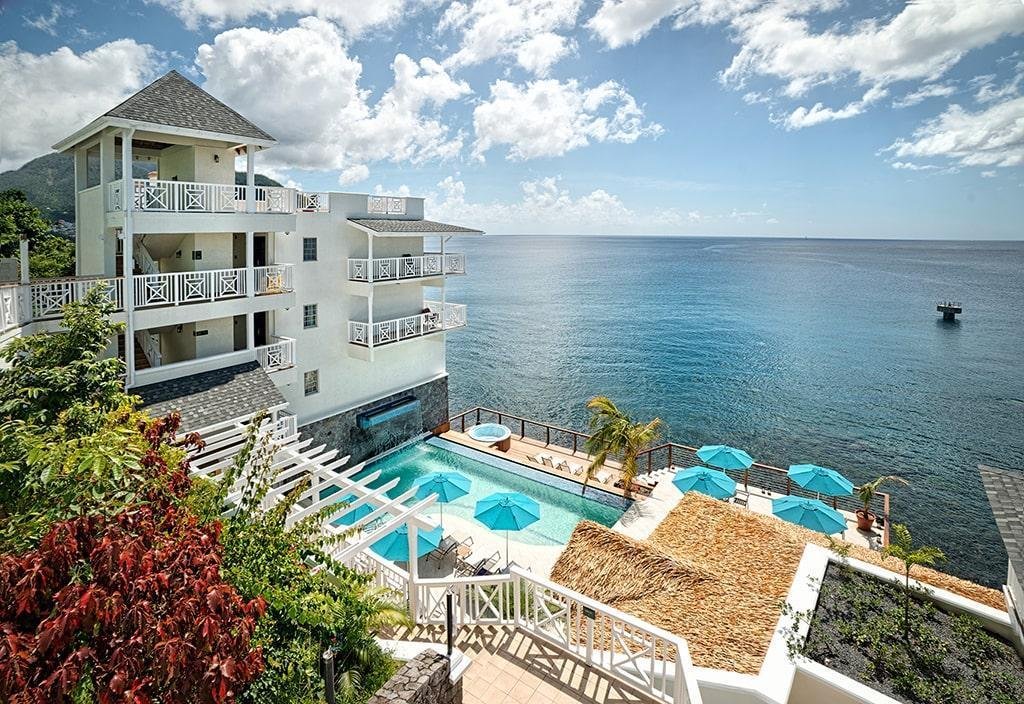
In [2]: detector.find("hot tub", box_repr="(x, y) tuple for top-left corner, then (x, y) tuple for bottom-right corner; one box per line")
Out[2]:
(467, 423), (513, 451)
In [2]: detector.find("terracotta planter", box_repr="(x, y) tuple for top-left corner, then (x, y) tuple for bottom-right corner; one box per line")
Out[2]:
(856, 508), (875, 531)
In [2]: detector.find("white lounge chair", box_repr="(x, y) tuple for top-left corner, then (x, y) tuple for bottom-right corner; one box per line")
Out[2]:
(542, 455), (557, 469)
(595, 470), (613, 484)
(567, 462), (584, 476)
(527, 453), (545, 464)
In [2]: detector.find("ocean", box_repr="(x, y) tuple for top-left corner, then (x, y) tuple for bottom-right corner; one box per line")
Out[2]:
(442, 235), (1024, 587)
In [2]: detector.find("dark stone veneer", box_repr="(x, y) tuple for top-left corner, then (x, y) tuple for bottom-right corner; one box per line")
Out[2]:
(299, 375), (449, 466)
(368, 651), (461, 704)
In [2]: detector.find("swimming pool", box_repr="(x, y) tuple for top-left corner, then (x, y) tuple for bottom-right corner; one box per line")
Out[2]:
(343, 437), (630, 546)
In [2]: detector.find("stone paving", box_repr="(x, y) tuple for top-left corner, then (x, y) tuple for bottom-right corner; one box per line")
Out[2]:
(391, 625), (656, 704)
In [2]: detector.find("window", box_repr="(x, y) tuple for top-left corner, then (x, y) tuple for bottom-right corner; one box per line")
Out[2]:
(303, 303), (318, 329)
(303, 237), (318, 262)
(304, 370), (320, 396)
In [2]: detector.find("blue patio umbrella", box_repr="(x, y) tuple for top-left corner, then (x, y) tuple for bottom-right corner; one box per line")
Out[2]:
(330, 493), (375, 527)
(787, 464), (854, 504)
(672, 466), (737, 500)
(370, 524), (444, 562)
(697, 444), (755, 488)
(413, 471), (471, 529)
(474, 492), (540, 568)
(772, 496), (847, 535)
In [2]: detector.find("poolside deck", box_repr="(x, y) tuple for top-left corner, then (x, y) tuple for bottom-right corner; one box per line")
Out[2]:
(443, 427), (883, 551)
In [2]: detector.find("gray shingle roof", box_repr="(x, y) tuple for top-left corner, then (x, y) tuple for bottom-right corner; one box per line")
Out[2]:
(349, 218), (484, 234)
(104, 70), (274, 142)
(979, 464), (1024, 580)
(135, 361), (286, 432)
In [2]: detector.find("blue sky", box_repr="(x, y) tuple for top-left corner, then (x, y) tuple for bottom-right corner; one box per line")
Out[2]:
(1, 0), (1023, 238)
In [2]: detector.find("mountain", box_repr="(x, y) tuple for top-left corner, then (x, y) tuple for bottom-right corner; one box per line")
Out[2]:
(0, 153), (283, 223)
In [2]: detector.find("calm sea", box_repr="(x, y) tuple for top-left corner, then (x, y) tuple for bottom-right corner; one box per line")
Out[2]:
(442, 235), (1024, 587)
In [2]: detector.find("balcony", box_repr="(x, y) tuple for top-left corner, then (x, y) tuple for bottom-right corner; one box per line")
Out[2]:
(254, 336), (297, 372)
(348, 300), (466, 348)
(2, 278), (125, 335)
(132, 335), (297, 387)
(109, 179), (297, 214)
(347, 253), (466, 283)
(133, 265), (293, 308)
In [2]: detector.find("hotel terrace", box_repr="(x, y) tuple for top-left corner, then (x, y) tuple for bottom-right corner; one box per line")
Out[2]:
(1, 72), (1019, 704)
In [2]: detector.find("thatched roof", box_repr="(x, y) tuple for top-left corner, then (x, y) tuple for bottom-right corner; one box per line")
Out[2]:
(552, 492), (1005, 675)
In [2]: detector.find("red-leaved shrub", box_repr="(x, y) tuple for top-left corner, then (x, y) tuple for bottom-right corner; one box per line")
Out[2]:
(0, 414), (263, 704)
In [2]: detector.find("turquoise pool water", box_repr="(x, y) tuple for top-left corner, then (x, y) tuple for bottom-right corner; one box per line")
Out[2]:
(344, 437), (629, 546)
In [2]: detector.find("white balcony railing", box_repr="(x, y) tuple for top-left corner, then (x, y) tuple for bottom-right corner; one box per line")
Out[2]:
(295, 191), (329, 212)
(2, 278), (125, 334)
(254, 264), (293, 295)
(367, 194), (406, 215)
(108, 179), (296, 214)
(348, 301), (466, 348)
(255, 336), (296, 371)
(133, 265), (293, 308)
(347, 253), (465, 282)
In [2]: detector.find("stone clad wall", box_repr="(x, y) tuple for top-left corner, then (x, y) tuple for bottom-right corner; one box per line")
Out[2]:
(299, 375), (448, 466)
(368, 651), (461, 704)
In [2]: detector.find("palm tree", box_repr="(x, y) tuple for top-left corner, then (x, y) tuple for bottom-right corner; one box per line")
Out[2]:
(882, 523), (945, 642)
(583, 396), (661, 496)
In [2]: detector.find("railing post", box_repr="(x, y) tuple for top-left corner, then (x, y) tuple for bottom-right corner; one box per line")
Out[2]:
(546, 427), (551, 446)
(572, 435), (577, 454)
(668, 445), (673, 468)
(520, 419), (525, 438)
(786, 477), (792, 495)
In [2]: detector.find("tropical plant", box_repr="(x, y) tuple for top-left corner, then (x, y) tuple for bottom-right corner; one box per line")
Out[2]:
(855, 475), (908, 517)
(0, 413), (264, 703)
(204, 416), (406, 704)
(882, 523), (946, 642)
(0, 189), (50, 257)
(583, 396), (661, 495)
(0, 285), (128, 432)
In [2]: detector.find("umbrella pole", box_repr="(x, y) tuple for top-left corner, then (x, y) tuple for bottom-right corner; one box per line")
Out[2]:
(439, 503), (444, 530)
(744, 469), (749, 490)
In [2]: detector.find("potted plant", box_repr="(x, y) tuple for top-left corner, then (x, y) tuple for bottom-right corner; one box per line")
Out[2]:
(855, 475), (908, 531)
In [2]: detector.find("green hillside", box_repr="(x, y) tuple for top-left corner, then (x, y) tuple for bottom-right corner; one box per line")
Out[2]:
(0, 153), (282, 223)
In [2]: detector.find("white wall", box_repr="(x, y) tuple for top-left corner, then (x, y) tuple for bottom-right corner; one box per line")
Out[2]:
(273, 194), (447, 425)
(76, 187), (106, 276)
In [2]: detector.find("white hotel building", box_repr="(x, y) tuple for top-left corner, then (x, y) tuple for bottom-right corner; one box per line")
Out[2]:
(1, 70), (481, 462)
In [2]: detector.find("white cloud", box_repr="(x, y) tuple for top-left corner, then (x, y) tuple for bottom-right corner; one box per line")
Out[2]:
(439, 0), (582, 76)
(588, 0), (1024, 124)
(147, 0), (414, 37)
(472, 78), (662, 160)
(24, 3), (73, 37)
(0, 39), (159, 172)
(886, 96), (1024, 169)
(892, 82), (957, 109)
(980, 170), (997, 178)
(428, 175), (687, 233)
(778, 86), (887, 130)
(972, 67), (1024, 104)
(196, 18), (469, 178)
(339, 164), (370, 185)
(891, 161), (940, 171)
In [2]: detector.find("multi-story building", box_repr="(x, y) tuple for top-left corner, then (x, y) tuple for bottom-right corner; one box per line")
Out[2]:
(2, 70), (481, 462)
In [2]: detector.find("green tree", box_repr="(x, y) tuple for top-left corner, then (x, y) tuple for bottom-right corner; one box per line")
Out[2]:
(883, 523), (946, 642)
(198, 415), (406, 704)
(28, 231), (75, 278)
(0, 189), (49, 258)
(583, 396), (661, 496)
(0, 285), (127, 431)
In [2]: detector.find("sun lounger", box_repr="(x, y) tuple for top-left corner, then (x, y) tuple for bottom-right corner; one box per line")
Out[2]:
(456, 536), (474, 559)
(732, 489), (749, 508)
(595, 470), (612, 484)
(566, 462), (584, 476)
(527, 453), (545, 464)
(477, 552), (500, 575)
(542, 455), (557, 469)
(429, 535), (458, 562)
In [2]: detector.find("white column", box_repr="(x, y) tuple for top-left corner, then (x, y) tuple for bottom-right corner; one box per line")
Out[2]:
(246, 230), (255, 351)
(73, 147), (87, 276)
(406, 523), (419, 622)
(99, 131), (115, 205)
(245, 146), (255, 213)
(19, 238), (29, 285)
(367, 233), (375, 359)
(440, 236), (447, 327)
(121, 128), (136, 388)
